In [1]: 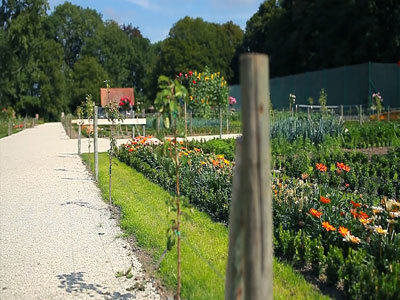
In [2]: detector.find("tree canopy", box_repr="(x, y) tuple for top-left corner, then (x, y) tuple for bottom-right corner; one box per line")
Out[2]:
(243, 0), (400, 77)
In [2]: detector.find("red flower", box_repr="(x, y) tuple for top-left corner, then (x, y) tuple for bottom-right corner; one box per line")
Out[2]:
(359, 211), (369, 219)
(179, 72), (183, 77)
(345, 183), (350, 188)
(188, 70), (193, 76)
(192, 80), (196, 84)
(350, 200), (361, 208)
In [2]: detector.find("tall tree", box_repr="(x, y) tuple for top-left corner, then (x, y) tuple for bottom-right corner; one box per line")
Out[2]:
(157, 17), (243, 81)
(46, 2), (103, 69)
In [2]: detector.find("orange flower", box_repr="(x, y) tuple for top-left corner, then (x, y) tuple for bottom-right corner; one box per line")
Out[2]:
(338, 226), (350, 237)
(350, 200), (361, 208)
(129, 147), (134, 152)
(358, 211), (368, 219)
(194, 147), (201, 153)
(322, 221), (336, 232)
(336, 162), (351, 172)
(315, 163), (327, 172)
(320, 196), (331, 204)
(309, 208), (323, 218)
(350, 209), (359, 219)
(210, 159), (219, 167)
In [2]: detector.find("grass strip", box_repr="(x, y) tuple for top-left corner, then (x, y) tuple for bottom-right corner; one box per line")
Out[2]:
(82, 152), (328, 300)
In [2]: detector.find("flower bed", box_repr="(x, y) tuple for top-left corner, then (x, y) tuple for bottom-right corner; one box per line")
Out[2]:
(117, 136), (400, 298)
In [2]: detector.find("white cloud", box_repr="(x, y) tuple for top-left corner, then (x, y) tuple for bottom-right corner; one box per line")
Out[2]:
(126, 0), (160, 11)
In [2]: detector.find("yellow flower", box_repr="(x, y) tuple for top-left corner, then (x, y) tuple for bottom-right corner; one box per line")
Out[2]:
(224, 159), (230, 165)
(200, 161), (207, 165)
(205, 76), (209, 81)
(201, 99), (204, 104)
(222, 76), (224, 80)
(375, 226), (388, 235)
(216, 154), (224, 160)
(211, 74), (214, 79)
(190, 95), (193, 100)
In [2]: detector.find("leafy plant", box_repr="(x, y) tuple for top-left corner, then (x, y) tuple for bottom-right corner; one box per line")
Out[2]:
(103, 80), (124, 205)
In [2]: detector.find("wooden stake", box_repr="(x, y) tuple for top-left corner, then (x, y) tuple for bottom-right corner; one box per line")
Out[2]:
(78, 124), (81, 155)
(225, 53), (273, 300)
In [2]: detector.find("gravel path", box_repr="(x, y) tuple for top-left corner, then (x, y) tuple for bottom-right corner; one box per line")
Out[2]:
(0, 123), (162, 300)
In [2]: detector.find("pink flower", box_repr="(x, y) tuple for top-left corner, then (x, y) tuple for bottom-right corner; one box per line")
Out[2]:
(229, 96), (236, 105)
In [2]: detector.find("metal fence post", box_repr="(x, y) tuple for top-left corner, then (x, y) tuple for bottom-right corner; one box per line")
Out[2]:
(94, 106), (99, 181)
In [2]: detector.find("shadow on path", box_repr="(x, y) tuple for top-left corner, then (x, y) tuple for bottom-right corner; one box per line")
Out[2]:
(57, 272), (134, 299)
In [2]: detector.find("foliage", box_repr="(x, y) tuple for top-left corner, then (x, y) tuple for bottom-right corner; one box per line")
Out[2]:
(182, 67), (228, 118)
(157, 17), (243, 83)
(243, 0), (400, 77)
(154, 75), (188, 131)
(318, 89), (327, 114)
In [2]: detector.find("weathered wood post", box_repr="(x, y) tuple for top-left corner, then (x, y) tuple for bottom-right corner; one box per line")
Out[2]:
(132, 111), (136, 138)
(225, 53), (273, 300)
(78, 123), (81, 155)
(341, 105), (344, 119)
(359, 105), (363, 125)
(295, 104), (298, 114)
(387, 105), (390, 121)
(142, 109), (146, 136)
(219, 107), (223, 139)
(94, 106), (99, 181)
(307, 106), (310, 120)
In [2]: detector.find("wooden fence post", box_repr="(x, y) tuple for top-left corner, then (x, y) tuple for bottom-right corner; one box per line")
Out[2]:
(387, 106), (390, 121)
(359, 105), (362, 125)
(78, 123), (81, 155)
(307, 106), (310, 120)
(94, 106), (99, 181)
(225, 53), (273, 300)
(341, 105), (344, 119)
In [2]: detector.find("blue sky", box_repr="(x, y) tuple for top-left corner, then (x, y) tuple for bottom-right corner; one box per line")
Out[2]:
(48, 0), (264, 43)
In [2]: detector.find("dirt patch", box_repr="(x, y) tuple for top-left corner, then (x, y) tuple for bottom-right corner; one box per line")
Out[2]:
(109, 205), (173, 300)
(343, 146), (391, 156)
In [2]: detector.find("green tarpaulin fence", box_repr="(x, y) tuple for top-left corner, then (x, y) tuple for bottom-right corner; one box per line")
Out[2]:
(230, 62), (400, 110)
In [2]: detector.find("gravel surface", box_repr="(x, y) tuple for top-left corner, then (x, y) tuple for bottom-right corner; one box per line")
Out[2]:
(0, 123), (162, 299)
